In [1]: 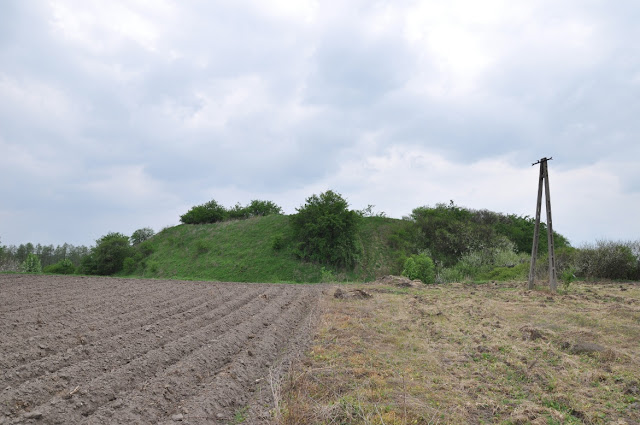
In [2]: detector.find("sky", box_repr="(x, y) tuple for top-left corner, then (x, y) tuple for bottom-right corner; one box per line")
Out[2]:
(1, 0), (639, 248)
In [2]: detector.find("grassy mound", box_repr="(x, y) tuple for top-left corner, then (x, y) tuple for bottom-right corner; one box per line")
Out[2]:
(129, 215), (408, 283)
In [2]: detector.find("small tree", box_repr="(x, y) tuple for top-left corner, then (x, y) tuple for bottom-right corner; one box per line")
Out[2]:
(180, 200), (227, 224)
(290, 190), (361, 268)
(21, 253), (42, 273)
(131, 227), (155, 245)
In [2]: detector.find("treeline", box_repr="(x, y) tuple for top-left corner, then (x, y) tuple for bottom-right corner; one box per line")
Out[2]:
(0, 241), (89, 273)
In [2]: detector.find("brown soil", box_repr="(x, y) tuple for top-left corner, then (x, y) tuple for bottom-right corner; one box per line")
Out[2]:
(0, 274), (322, 424)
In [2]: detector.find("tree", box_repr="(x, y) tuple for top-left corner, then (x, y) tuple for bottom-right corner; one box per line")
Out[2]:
(91, 232), (132, 275)
(21, 253), (42, 273)
(290, 190), (361, 268)
(131, 227), (155, 245)
(180, 199), (227, 224)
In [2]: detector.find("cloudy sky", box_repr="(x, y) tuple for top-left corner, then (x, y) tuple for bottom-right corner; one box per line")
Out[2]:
(1, 0), (639, 248)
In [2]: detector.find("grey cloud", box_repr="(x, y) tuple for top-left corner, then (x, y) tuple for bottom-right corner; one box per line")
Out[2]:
(1, 1), (640, 246)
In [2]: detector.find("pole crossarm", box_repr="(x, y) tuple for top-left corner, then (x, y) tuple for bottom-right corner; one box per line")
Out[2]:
(528, 157), (558, 291)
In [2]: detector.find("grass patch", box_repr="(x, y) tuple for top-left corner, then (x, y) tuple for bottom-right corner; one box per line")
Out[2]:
(125, 215), (410, 283)
(277, 281), (640, 424)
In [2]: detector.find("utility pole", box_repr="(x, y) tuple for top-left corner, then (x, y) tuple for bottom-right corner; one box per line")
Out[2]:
(528, 157), (557, 291)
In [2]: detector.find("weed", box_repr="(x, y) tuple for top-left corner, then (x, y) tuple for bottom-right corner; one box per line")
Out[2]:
(232, 406), (248, 423)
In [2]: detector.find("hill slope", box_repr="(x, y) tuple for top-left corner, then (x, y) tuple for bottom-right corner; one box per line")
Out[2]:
(131, 215), (407, 283)
(128, 205), (571, 283)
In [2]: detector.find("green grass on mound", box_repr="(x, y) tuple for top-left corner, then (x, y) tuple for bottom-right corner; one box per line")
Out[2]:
(126, 215), (408, 283)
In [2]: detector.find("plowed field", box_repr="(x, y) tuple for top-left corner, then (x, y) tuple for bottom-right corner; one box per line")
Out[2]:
(0, 274), (322, 424)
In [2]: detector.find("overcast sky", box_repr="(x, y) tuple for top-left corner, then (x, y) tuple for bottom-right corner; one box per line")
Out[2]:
(1, 0), (639, 248)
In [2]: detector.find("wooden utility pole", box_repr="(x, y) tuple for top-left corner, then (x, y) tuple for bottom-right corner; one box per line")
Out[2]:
(528, 157), (557, 291)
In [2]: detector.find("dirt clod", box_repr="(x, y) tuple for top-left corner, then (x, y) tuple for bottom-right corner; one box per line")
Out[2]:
(520, 326), (546, 341)
(334, 288), (373, 299)
(373, 275), (422, 287)
(24, 411), (43, 419)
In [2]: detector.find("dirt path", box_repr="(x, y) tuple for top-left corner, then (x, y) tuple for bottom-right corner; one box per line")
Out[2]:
(0, 274), (322, 424)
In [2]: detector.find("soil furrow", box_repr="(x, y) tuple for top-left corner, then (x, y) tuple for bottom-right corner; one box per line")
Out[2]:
(157, 287), (321, 424)
(0, 276), (322, 425)
(0, 278), (185, 318)
(85, 286), (319, 424)
(0, 286), (227, 369)
(0, 285), (256, 386)
(19, 287), (295, 424)
(1, 285), (273, 411)
(0, 277), (166, 313)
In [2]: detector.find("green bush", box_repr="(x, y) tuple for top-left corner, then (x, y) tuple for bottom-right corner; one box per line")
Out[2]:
(43, 259), (75, 274)
(227, 203), (249, 220)
(271, 235), (285, 251)
(476, 262), (528, 281)
(245, 199), (282, 217)
(79, 254), (98, 275)
(138, 240), (155, 256)
(436, 267), (466, 284)
(180, 199), (227, 224)
(402, 253), (435, 284)
(21, 253), (42, 273)
(122, 257), (138, 274)
(290, 190), (361, 268)
(575, 240), (637, 280)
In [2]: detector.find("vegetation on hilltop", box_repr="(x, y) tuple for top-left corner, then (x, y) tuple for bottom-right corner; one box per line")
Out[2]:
(180, 199), (282, 224)
(2, 193), (639, 283)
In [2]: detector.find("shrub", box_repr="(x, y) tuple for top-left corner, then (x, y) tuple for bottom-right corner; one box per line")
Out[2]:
(560, 267), (577, 292)
(290, 190), (361, 268)
(437, 267), (466, 284)
(402, 253), (435, 284)
(43, 259), (75, 274)
(476, 262), (528, 281)
(122, 257), (138, 274)
(271, 235), (285, 251)
(138, 240), (155, 256)
(227, 203), (249, 220)
(245, 199), (282, 217)
(575, 240), (637, 280)
(21, 253), (42, 273)
(180, 199), (227, 224)
(130, 227), (154, 245)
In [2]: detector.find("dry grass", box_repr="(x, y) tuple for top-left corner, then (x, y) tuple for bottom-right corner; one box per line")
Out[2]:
(276, 281), (640, 424)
